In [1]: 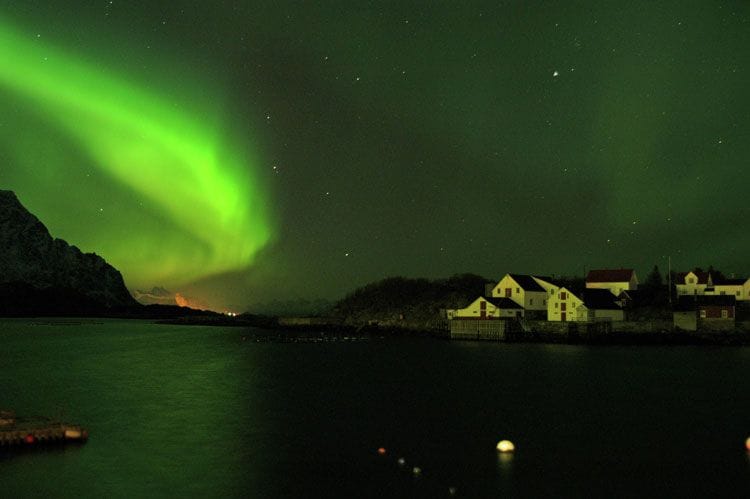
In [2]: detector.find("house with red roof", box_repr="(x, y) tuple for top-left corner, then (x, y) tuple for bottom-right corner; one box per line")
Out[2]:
(585, 269), (638, 296)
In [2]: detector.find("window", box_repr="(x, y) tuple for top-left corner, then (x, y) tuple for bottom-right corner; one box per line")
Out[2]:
(550, 289), (554, 295)
(480, 301), (486, 310)
(560, 292), (567, 300)
(700, 310), (706, 318)
(572, 302), (576, 308)
(530, 298), (533, 305)
(543, 299), (547, 306)
(720, 291), (726, 295)
(555, 303), (558, 309)
(516, 287), (520, 294)
(721, 310), (728, 318)
(688, 278), (694, 284)
(737, 291), (741, 296)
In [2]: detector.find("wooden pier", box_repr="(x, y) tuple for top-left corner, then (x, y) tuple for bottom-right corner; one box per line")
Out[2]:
(0, 411), (88, 447)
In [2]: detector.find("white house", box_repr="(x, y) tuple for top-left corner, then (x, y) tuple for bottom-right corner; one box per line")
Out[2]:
(586, 269), (638, 296)
(489, 274), (557, 311)
(548, 287), (624, 322)
(675, 269), (750, 301)
(548, 287), (586, 322)
(675, 270), (713, 296)
(711, 278), (750, 300)
(447, 296), (524, 320)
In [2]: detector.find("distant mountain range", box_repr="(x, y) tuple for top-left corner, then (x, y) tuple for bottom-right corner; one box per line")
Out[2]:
(131, 286), (178, 306)
(0, 190), (137, 316)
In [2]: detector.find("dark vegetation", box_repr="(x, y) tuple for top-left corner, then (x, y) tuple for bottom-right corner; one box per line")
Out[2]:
(330, 274), (491, 328)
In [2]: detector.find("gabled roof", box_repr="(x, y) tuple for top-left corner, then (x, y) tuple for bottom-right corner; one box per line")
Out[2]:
(676, 271), (711, 285)
(586, 269), (635, 283)
(507, 274), (545, 292)
(674, 295), (736, 311)
(582, 289), (622, 310)
(485, 297), (523, 309)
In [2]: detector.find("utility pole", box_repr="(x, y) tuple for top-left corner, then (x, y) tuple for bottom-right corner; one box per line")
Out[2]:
(668, 256), (672, 305)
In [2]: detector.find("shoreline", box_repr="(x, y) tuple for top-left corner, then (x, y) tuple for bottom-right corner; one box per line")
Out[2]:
(155, 316), (750, 346)
(3, 314), (749, 346)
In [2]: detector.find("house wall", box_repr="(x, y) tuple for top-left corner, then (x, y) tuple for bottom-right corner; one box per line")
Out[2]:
(586, 281), (632, 296)
(490, 275), (548, 310)
(448, 297), (498, 319)
(710, 283), (750, 301)
(673, 311), (697, 331)
(547, 287), (586, 322)
(698, 305), (734, 319)
(675, 271), (707, 297)
(447, 297), (523, 319)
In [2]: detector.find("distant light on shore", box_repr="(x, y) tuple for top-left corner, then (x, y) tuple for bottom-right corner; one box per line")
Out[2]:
(746, 437), (750, 451)
(496, 439), (515, 453)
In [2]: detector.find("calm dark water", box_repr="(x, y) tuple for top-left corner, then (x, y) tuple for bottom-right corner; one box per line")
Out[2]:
(1, 319), (749, 498)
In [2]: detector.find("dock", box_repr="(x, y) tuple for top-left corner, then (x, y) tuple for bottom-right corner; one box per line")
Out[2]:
(0, 411), (88, 447)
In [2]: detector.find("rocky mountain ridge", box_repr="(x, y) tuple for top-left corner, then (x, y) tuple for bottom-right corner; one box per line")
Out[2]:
(0, 190), (137, 312)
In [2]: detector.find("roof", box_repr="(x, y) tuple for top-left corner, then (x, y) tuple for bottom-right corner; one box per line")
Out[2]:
(485, 297), (523, 309)
(674, 295), (736, 311)
(507, 274), (545, 292)
(715, 278), (748, 286)
(617, 289), (647, 305)
(582, 289), (622, 310)
(533, 275), (557, 286)
(586, 269), (635, 283)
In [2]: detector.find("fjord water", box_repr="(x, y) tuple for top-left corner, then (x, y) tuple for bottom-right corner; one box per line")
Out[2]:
(1, 320), (749, 498)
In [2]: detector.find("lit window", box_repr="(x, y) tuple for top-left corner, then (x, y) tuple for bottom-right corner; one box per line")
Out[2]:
(721, 310), (728, 318)
(700, 310), (706, 318)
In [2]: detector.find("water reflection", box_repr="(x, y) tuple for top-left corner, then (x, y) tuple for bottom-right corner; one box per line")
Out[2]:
(496, 451), (514, 471)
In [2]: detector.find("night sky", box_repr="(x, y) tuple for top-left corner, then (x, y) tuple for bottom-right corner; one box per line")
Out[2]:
(0, 1), (748, 311)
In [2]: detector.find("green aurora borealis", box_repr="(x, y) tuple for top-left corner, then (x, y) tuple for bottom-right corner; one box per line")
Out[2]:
(0, 12), (272, 289)
(0, 2), (748, 310)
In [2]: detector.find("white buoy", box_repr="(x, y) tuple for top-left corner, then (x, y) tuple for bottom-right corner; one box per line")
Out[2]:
(496, 440), (515, 453)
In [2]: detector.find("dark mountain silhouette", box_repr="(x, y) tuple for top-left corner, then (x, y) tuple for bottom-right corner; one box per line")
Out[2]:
(0, 190), (138, 315)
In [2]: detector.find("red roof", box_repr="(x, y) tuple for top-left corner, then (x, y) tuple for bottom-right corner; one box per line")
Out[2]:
(586, 269), (635, 283)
